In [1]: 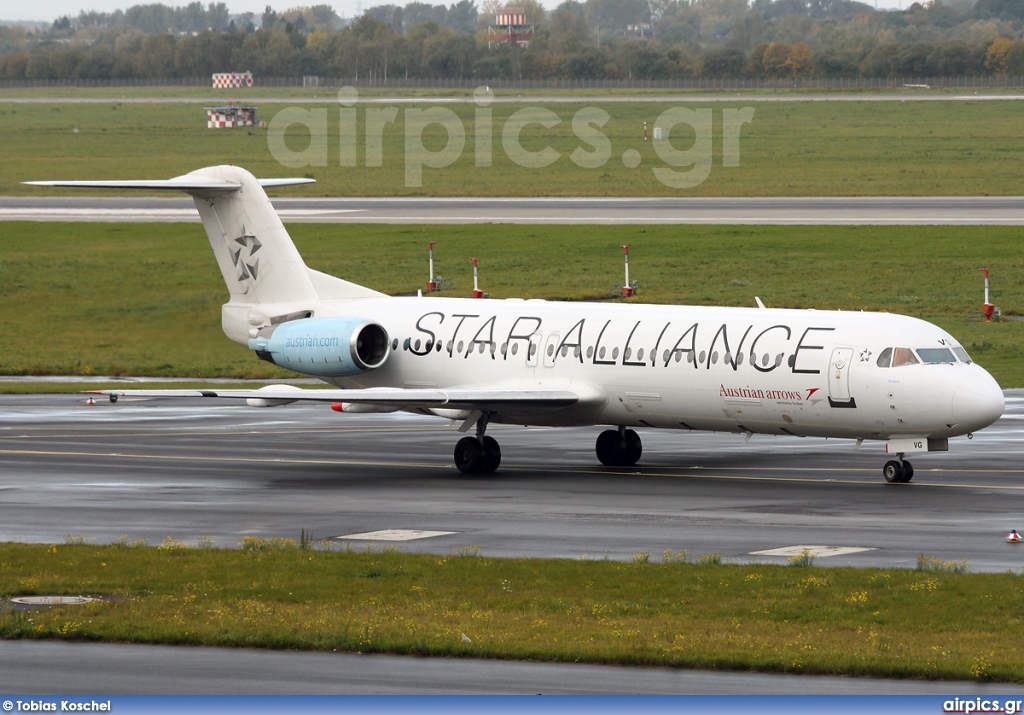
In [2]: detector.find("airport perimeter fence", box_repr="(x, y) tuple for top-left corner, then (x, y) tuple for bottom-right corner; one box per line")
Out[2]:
(1, 75), (1024, 90)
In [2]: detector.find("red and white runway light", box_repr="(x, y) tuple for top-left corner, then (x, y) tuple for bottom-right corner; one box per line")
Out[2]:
(621, 245), (634, 297)
(427, 241), (437, 292)
(471, 257), (484, 299)
(980, 267), (995, 322)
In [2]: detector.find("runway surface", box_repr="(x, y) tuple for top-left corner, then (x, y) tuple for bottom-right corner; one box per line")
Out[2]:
(2, 391), (1022, 569)
(2, 391), (1024, 693)
(3, 195), (1024, 224)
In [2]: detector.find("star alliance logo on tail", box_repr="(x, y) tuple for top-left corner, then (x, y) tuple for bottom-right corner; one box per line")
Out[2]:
(230, 233), (262, 283)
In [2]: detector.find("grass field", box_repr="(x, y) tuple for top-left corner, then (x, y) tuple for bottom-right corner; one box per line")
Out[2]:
(2, 221), (1022, 384)
(2, 540), (1023, 682)
(3, 99), (1022, 196)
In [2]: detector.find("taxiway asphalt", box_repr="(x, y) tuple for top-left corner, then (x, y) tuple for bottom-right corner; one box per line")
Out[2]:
(2, 391), (1022, 568)
(4, 640), (1024, 695)
(4, 93), (1024, 104)
(3, 195), (1024, 224)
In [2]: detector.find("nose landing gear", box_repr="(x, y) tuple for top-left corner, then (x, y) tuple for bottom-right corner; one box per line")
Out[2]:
(596, 426), (643, 467)
(883, 456), (914, 483)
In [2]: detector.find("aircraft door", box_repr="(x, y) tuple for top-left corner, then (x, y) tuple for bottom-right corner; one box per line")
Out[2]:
(828, 347), (854, 406)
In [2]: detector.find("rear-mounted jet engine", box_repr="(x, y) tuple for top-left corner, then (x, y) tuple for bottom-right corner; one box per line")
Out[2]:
(249, 317), (390, 377)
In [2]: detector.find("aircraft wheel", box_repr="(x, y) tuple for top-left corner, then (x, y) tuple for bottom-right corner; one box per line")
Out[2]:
(481, 435), (501, 474)
(900, 460), (914, 483)
(622, 429), (643, 466)
(455, 436), (484, 474)
(109, 394), (118, 403)
(883, 460), (904, 483)
(596, 429), (623, 466)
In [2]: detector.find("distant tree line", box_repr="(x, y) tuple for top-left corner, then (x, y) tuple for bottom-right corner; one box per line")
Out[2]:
(48, 2), (239, 35)
(1, 0), (1023, 81)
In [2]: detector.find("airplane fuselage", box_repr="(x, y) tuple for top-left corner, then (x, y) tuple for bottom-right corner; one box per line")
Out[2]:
(269, 296), (1003, 442)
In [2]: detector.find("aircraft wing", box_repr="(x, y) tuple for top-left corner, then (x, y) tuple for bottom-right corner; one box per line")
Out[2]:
(86, 386), (580, 411)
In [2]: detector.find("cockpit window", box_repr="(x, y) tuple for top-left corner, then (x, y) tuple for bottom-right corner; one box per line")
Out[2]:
(892, 347), (919, 367)
(916, 347), (956, 364)
(953, 347), (972, 364)
(877, 346), (968, 367)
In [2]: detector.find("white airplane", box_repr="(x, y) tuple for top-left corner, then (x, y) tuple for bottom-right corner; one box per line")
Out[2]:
(28, 165), (1004, 482)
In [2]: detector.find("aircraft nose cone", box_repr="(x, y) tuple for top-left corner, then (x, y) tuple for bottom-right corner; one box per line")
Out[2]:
(952, 372), (1004, 430)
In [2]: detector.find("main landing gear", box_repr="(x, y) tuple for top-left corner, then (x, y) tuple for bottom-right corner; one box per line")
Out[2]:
(595, 426), (643, 467)
(454, 413), (501, 475)
(883, 456), (914, 483)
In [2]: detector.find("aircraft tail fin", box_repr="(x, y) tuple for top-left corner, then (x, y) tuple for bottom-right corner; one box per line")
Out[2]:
(26, 166), (383, 340)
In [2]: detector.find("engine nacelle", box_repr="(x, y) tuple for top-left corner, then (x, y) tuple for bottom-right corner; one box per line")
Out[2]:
(248, 316), (390, 377)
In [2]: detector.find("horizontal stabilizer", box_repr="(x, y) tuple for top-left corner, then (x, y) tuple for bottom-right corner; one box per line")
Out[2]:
(87, 387), (580, 411)
(23, 177), (315, 194)
(258, 178), (317, 188)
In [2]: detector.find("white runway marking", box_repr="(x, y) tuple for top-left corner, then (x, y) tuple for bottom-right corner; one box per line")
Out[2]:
(336, 529), (459, 541)
(749, 545), (876, 558)
(10, 596), (96, 605)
